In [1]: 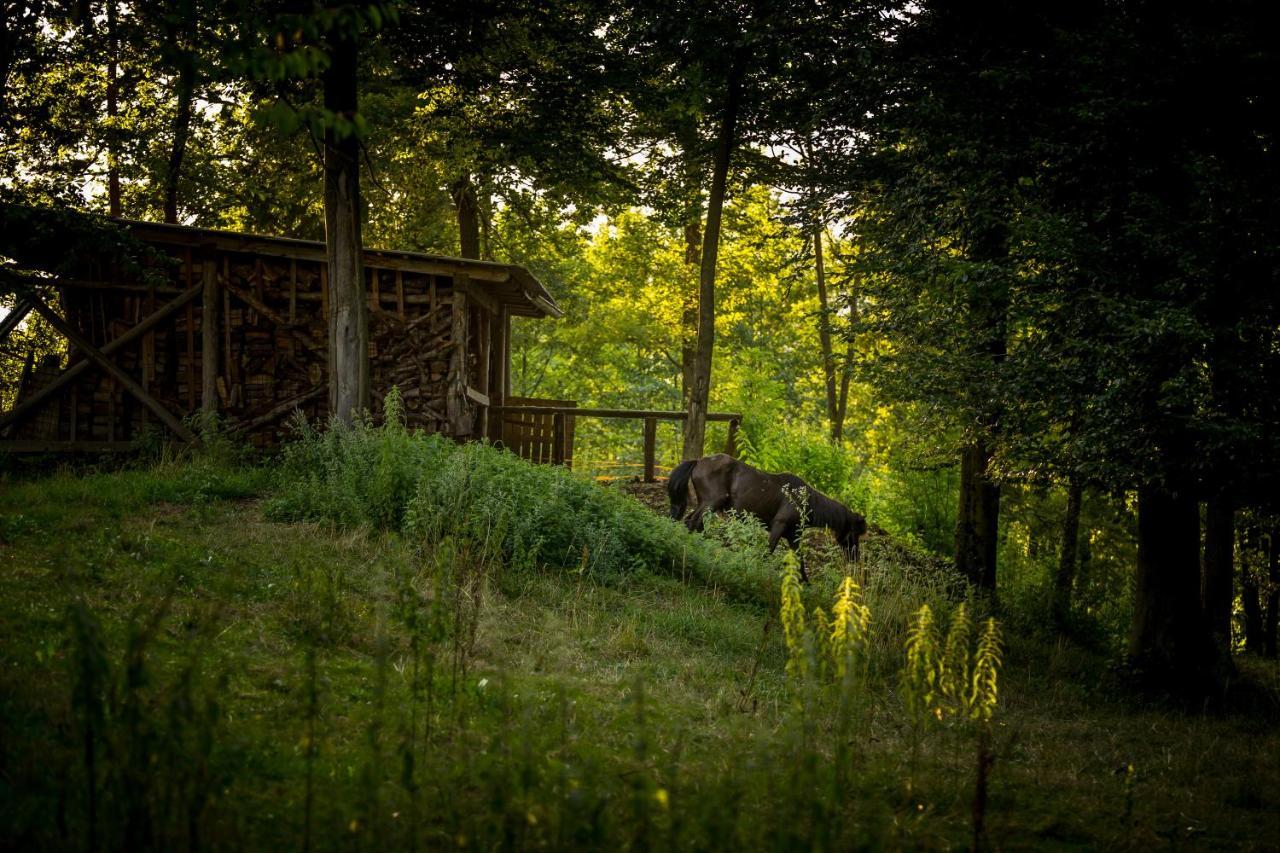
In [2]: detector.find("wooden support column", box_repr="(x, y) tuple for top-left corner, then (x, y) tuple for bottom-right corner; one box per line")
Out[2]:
(643, 416), (657, 482)
(552, 411), (565, 466)
(446, 279), (472, 438)
(504, 310), (512, 396)
(488, 306), (508, 443)
(725, 417), (740, 457)
(476, 304), (491, 439)
(201, 249), (220, 431)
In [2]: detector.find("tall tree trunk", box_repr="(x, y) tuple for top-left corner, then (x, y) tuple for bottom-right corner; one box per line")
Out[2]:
(163, 52), (196, 224)
(1266, 530), (1279, 658)
(682, 55), (743, 461)
(813, 225), (840, 439)
(323, 30), (368, 425)
(1128, 484), (1218, 688)
(955, 440), (999, 591)
(1201, 496), (1235, 666)
(680, 220), (701, 407)
(1052, 478), (1083, 629)
(1241, 526), (1265, 653)
(451, 173), (481, 260)
(832, 277), (857, 442)
(106, 0), (121, 216)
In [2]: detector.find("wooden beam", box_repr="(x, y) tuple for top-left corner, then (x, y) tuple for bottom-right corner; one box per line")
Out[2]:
(489, 405), (742, 422)
(464, 386), (489, 407)
(643, 417), (657, 483)
(201, 250), (220, 430)
(447, 283), (471, 437)
(0, 282), (202, 433)
(22, 292), (199, 444)
(0, 299), (32, 343)
(0, 440), (138, 453)
(552, 411), (565, 466)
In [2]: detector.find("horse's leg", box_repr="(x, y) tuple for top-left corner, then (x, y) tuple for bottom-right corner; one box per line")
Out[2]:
(788, 527), (808, 583)
(768, 518), (808, 582)
(688, 495), (731, 532)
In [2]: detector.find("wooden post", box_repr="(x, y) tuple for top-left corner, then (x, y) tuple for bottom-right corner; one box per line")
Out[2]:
(201, 249), (219, 431)
(477, 304), (491, 439)
(725, 417), (740, 457)
(488, 306), (508, 443)
(643, 416), (657, 482)
(552, 411), (565, 466)
(446, 281), (471, 438)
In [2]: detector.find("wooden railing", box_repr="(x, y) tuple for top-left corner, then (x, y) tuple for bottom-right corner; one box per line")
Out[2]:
(492, 404), (743, 481)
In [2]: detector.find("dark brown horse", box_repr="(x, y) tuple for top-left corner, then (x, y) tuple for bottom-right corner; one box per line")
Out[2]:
(668, 454), (867, 581)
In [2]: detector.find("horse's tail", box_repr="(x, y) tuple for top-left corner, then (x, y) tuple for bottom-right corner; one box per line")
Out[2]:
(667, 459), (697, 520)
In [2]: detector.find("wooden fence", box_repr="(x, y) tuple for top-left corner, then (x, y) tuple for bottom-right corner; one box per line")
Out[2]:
(492, 405), (743, 481)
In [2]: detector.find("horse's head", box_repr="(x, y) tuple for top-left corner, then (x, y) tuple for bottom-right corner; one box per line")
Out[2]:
(837, 510), (869, 562)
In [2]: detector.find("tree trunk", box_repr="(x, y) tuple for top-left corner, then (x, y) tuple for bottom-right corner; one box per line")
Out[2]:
(832, 277), (857, 442)
(1128, 484), (1218, 688)
(106, 0), (121, 216)
(451, 173), (481, 260)
(1201, 496), (1235, 665)
(323, 31), (368, 425)
(813, 226), (840, 439)
(682, 55), (743, 461)
(955, 440), (999, 592)
(163, 52), (196, 224)
(1241, 526), (1265, 653)
(681, 220), (701, 408)
(1266, 530), (1279, 658)
(1052, 478), (1083, 628)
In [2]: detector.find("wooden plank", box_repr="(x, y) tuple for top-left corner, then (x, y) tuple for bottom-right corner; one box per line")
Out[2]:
(395, 270), (405, 319)
(643, 417), (657, 483)
(0, 281), (203, 432)
(184, 250), (196, 410)
(464, 386), (489, 407)
(0, 440), (138, 453)
(490, 405), (743, 421)
(447, 285), (470, 437)
(202, 250), (220, 428)
(288, 260), (298, 323)
(552, 412), (565, 466)
(0, 299), (32, 343)
(23, 293), (199, 444)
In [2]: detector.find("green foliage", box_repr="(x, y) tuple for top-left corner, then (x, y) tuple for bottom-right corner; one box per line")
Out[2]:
(267, 412), (778, 602)
(901, 603), (1003, 726)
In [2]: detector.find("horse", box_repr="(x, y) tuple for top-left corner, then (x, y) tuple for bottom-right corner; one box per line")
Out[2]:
(667, 453), (868, 582)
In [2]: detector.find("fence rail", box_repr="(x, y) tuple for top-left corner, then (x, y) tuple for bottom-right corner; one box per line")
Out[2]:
(493, 405), (743, 482)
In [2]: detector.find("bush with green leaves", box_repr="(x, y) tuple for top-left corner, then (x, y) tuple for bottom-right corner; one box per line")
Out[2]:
(266, 391), (778, 600)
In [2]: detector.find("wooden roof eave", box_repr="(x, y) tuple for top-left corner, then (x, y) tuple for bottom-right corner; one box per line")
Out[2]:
(118, 218), (563, 319)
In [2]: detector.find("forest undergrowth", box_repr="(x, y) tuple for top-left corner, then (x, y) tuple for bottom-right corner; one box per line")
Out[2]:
(1, 407), (1278, 850)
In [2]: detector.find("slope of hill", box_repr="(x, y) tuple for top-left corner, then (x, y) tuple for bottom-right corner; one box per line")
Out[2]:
(1, 433), (1277, 850)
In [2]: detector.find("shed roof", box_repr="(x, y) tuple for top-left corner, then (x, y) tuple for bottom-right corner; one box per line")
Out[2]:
(121, 219), (563, 319)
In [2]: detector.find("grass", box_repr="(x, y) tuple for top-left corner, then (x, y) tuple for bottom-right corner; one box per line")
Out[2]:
(1, 432), (1278, 850)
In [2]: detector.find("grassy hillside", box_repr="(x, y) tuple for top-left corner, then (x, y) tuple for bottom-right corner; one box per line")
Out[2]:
(1, 425), (1278, 850)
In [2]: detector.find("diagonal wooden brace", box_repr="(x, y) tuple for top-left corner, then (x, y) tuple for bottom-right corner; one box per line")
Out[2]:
(20, 291), (200, 445)
(0, 282), (203, 434)
(0, 299), (32, 343)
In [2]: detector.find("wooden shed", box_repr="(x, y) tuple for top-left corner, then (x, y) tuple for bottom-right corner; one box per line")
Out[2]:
(0, 219), (567, 453)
